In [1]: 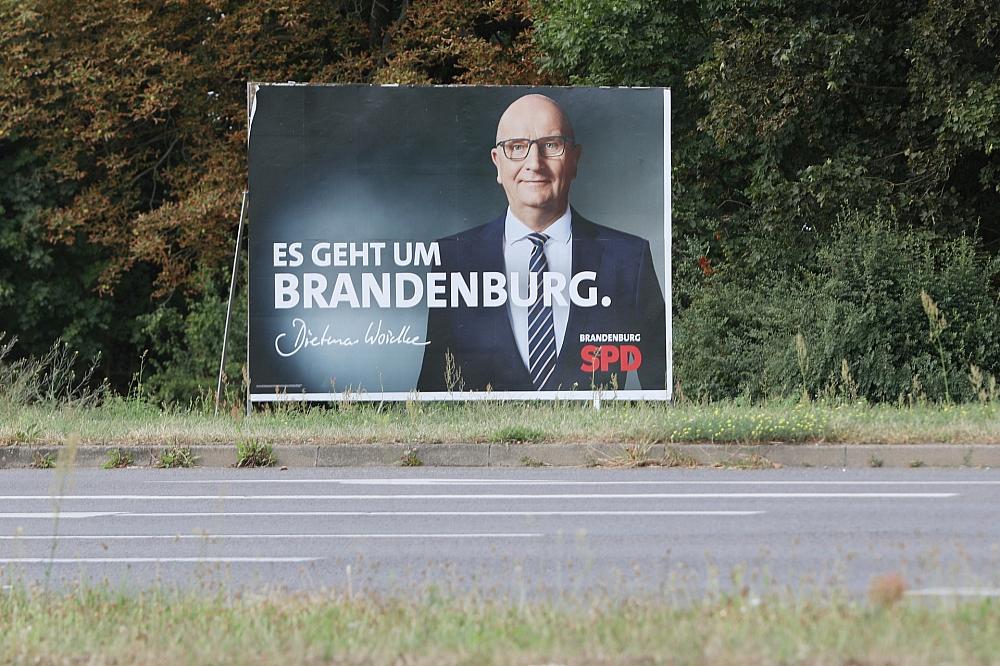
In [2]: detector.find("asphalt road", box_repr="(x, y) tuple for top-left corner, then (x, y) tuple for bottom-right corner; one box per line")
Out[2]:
(1, 467), (998, 600)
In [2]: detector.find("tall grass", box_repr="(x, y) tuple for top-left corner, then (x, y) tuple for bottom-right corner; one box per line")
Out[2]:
(2, 333), (999, 447)
(1, 397), (999, 446)
(0, 585), (996, 665)
(0, 333), (106, 408)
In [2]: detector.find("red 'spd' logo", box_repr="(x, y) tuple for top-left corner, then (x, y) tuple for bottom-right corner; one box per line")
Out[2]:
(580, 345), (642, 373)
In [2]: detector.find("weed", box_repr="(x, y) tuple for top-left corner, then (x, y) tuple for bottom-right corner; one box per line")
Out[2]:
(868, 572), (907, 608)
(45, 437), (78, 588)
(11, 422), (42, 444)
(839, 358), (860, 402)
(31, 451), (56, 469)
(673, 380), (687, 403)
(492, 425), (544, 443)
(600, 442), (657, 467)
(103, 448), (133, 469)
(909, 459), (925, 468)
(235, 439), (277, 467)
(969, 364), (998, 404)
(920, 290), (951, 402)
(157, 446), (198, 468)
(519, 455), (545, 467)
(0, 333), (106, 408)
(404, 393), (423, 418)
(907, 374), (928, 406)
(336, 385), (361, 412)
(869, 456), (884, 468)
(399, 450), (423, 467)
(129, 349), (148, 402)
(443, 350), (465, 393)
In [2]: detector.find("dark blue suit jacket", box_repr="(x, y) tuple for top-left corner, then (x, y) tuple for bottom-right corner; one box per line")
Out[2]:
(417, 211), (667, 392)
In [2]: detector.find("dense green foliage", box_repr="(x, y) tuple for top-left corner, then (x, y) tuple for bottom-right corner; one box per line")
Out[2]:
(535, 0), (1000, 400)
(0, 143), (153, 385)
(1, 0), (997, 402)
(677, 211), (1000, 401)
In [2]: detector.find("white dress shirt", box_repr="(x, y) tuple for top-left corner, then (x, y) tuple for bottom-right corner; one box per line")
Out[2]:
(503, 207), (573, 371)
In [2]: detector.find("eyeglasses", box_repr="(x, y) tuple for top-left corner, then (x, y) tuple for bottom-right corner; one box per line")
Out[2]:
(494, 135), (573, 160)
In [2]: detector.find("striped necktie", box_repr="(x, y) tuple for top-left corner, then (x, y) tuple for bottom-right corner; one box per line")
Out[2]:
(526, 232), (557, 390)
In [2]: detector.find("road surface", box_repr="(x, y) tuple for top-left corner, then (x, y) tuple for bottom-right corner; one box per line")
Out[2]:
(1, 467), (998, 599)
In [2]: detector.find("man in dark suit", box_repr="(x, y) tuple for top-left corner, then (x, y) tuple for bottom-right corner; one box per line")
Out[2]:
(418, 94), (666, 392)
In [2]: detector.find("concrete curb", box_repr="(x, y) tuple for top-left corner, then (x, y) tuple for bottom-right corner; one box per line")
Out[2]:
(1, 442), (998, 469)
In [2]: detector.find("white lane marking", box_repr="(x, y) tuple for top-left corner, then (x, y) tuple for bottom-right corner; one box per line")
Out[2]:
(0, 493), (958, 500)
(0, 533), (543, 540)
(907, 588), (1000, 598)
(156, 479), (1000, 486)
(0, 513), (124, 519)
(77, 510), (762, 517)
(0, 557), (320, 564)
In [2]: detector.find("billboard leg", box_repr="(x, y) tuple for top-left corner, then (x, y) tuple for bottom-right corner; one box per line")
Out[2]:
(215, 190), (248, 417)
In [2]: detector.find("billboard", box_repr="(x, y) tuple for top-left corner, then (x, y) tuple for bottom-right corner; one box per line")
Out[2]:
(247, 84), (671, 402)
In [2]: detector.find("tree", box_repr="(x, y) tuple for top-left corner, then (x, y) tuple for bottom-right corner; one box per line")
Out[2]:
(688, 0), (999, 248)
(534, 0), (1000, 399)
(0, 0), (547, 397)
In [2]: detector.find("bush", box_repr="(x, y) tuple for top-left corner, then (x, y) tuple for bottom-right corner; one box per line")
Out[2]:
(135, 267), (246, 406)
(675, 210), (1000, 402)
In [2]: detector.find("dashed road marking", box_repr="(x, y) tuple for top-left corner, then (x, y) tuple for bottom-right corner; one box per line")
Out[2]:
(0, 512), (123, 519)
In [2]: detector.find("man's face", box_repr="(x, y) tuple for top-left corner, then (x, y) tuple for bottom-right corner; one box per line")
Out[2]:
(491, 96), (581, 222)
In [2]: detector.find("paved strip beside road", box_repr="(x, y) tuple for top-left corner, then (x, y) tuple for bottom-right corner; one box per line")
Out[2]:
(0, 467), (997, 599)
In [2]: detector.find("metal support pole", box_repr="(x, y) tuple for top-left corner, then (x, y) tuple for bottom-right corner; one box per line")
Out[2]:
(215, 190), (248, 416)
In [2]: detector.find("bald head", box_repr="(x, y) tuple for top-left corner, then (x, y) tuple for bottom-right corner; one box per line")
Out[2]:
(490, 94), (581, 231)
(495, 94), (575, 143)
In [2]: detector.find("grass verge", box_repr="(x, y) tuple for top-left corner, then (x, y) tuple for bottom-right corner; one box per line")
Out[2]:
(2, 400), (999, 447)
(0, 587), (996, 665)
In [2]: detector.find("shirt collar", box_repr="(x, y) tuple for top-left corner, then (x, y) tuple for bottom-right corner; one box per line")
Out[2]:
(504, 206), (573, 245)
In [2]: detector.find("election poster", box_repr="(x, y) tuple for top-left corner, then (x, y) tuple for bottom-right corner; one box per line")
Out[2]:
(247, 84), (671, 402)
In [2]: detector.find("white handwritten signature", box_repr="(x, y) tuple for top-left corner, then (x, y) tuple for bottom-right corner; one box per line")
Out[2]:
(274, 318), (428, 357)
